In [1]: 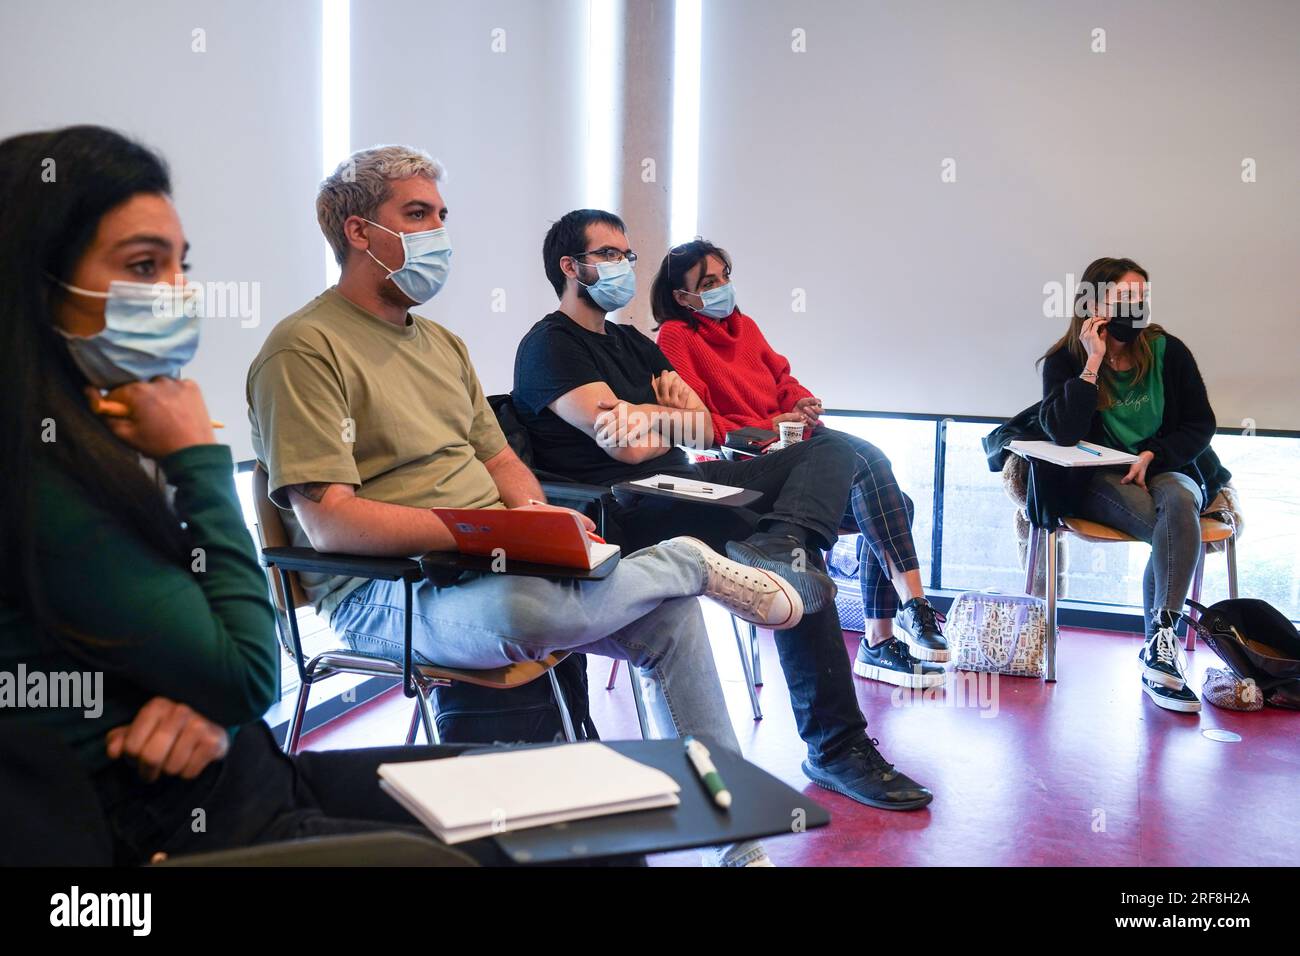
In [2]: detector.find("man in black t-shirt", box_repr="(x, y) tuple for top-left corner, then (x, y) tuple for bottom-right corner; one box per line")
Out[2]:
(512, 209), (935, 812)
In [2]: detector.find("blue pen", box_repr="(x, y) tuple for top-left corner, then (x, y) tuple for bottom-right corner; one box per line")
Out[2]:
(1075, 442), (1103, 457)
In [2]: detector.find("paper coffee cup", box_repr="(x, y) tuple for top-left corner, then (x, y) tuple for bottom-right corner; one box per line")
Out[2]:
(779, 421), (805, 445)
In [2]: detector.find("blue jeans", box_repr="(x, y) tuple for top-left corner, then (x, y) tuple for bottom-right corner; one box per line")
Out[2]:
(1076, 469), (1204, 631)
(329, 539), (741, 756)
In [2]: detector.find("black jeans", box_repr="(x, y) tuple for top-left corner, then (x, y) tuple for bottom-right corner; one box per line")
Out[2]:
(607, 434), (869, 761)
(93, 721), (508, 866)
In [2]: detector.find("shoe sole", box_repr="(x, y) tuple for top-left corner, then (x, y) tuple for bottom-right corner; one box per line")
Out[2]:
(1142, 680), (1201, 713)
(725, 541), (836, 614)
(895, 629), (951, 663)
(1141, 663), (1185, 691)
(800, 761), (934, 811)
(852, 660), (945, 688)
(726, 567), (803, 630)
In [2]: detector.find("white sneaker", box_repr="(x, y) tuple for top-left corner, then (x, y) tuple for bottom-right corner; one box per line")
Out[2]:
(666, 536), (803, 630)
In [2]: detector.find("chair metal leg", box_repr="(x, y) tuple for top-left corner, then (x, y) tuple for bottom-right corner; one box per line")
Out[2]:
(548, 668), (578, 743)
(405, 699), (421, 744)
(283, 679), (311, 755)
(730, 615), (763, 720)
(749, 622), (762, 686)
(1024, 526), (1041, 596)
(1186, 544), (1207, 651)
(626, 663), (652, 739)
(605, 658), (620, 690)
(1045, 528), (1059, 682)
(412, 678), (440, 745)
(1226, 534), (1239, 599)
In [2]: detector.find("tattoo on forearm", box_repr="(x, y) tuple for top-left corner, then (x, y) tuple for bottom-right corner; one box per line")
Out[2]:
(289, 482), (331, 503)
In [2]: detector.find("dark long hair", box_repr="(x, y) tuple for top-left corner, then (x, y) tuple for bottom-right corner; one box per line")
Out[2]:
(1038, 256), (1166, 410)
(651, 239), (732, 332)
(0, 126), (190, 644)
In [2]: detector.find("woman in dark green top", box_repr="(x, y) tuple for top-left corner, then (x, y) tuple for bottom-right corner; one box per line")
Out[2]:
(0, 126), (483, 865)
(1039, 257), (1221, 715)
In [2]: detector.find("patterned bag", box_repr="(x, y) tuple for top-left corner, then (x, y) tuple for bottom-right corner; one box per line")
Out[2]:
(948, 590), (1047, 678)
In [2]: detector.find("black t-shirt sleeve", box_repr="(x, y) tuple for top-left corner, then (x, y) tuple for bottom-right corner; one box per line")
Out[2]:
(513, 323), (604, 413)
(639, 334), (675, 376)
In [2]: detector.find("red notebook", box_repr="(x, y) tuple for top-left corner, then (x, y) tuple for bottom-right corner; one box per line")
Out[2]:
(432, 508), (620, 570)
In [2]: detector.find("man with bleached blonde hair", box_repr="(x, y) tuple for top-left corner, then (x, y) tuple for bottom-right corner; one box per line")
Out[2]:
(246, 145), (807, 867)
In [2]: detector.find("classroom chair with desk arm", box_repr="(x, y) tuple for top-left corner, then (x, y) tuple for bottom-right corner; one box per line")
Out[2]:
(252, 464), (584, 755)
(1019, 455), (1240, 682)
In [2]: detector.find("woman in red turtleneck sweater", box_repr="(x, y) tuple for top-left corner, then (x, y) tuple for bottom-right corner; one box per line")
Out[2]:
(652, 240), (949, 687)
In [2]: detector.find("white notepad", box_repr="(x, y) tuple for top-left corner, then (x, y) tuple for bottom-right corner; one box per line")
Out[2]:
(378, 742), (681, 844)
(625, 474), (747, 501)
(1008, 439), (1139, 468)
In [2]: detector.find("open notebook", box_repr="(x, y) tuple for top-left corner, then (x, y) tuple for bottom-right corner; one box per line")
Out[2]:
(378, 742), (682, 844)
(432, 507), (619, 570)
(623, 474), (747, 501)
(1008, 439), (1139, 468)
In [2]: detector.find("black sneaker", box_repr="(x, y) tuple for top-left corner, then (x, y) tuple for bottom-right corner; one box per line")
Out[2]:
(726, 533), (837, 614)
(1142, 676), (1201, 713)
(853, 637), (945, 688)
(1139, 612), (1186, 690)
(802, 737), (933, 811)
(895, 597), (950, 662)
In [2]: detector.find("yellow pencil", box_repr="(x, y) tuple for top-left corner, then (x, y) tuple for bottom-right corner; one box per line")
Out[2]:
(94, 399), (224, 429)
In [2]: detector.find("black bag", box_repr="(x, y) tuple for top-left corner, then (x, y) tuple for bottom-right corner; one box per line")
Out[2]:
(1185, 598), (1300, 710)
(431, 652), (599, 744)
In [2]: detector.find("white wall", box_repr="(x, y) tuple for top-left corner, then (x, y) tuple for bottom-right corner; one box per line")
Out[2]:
(695, 0), (1300, 428)
(349, 0), (590, 399)
(5, 0), (1295, 444)
(0, 0), (326, 459)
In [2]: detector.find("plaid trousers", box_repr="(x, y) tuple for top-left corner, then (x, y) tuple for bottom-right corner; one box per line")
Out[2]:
(828, 429), (920, 619)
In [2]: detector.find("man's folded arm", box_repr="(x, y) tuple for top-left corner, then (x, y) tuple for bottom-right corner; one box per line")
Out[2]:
(549, 382), (675, 465)
(286, 481), (457, 556)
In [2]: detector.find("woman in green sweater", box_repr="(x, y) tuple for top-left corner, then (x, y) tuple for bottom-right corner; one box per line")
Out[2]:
(0, 126), (482, 865)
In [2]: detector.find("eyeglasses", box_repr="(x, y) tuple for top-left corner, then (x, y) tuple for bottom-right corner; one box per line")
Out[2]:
(574, 247), (637, 266)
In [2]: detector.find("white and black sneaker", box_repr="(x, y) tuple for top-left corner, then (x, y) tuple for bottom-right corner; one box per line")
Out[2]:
(1139, 610), (1186, 690)
(895, 597), (950, 662)
(1142, 675), (1201, 713)
(853, 637), (946, 688)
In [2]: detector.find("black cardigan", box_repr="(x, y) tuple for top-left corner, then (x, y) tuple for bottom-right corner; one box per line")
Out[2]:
(1039, 333), (1229, 504)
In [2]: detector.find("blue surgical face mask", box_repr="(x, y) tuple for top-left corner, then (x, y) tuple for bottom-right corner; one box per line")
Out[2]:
(686, 282), (736, 320)
(363, 219), (452, 304)
(578, 259), (636, 312)
(54, 279), (202, 388)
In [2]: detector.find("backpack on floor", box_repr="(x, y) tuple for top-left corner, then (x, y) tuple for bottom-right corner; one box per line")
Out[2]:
(1185, 598), (1300, 710)
(948, 590), (1047, 678)
(431, 652), (599, 744)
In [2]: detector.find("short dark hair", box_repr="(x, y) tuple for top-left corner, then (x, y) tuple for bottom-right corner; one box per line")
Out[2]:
(650, 239), (732, 331)
(542, 208), (627, 298)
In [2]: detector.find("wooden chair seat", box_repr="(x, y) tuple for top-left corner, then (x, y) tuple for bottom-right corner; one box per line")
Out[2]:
(1060, 516), (1234, 544)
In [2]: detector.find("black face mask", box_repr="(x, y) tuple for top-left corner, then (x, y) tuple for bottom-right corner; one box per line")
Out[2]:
(1103, 300), (1147, 343)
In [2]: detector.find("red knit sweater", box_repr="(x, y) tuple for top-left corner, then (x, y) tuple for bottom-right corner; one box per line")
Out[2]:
(656, 308), (816, 440)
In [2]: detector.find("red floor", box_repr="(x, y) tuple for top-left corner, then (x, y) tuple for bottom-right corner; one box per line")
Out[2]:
(300, 605), (1299, 866)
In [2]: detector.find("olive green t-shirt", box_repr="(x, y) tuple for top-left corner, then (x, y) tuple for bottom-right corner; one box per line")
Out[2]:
(1101, 334), (1167, 454)
(246, 288), (507, 614)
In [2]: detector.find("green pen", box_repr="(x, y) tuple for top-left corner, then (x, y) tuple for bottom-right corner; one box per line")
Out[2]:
(684, 735), (732, 810)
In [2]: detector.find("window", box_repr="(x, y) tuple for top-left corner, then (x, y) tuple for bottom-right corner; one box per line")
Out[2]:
(939, 420), (1026, 594)
(821, 415), (935, 585)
